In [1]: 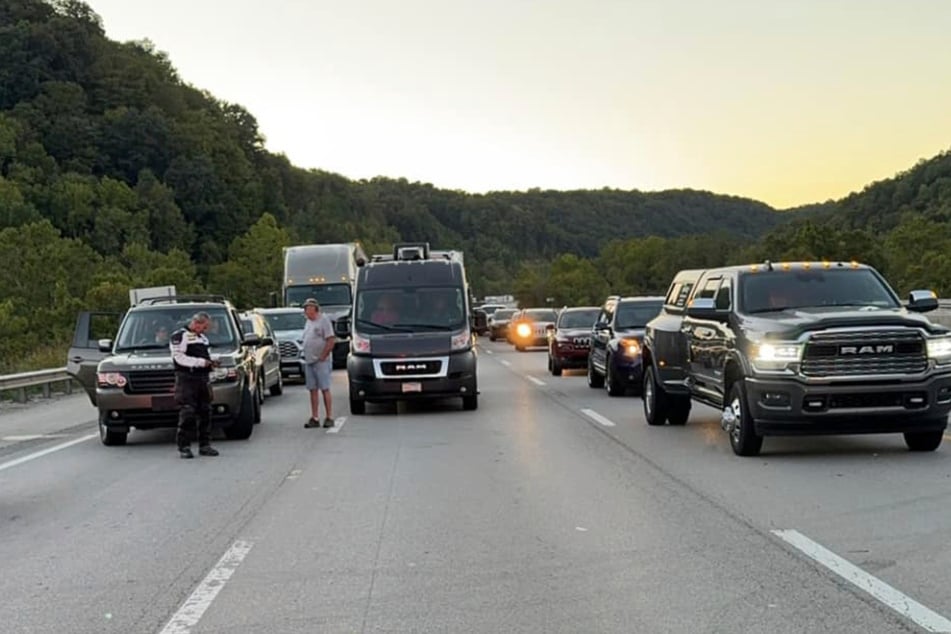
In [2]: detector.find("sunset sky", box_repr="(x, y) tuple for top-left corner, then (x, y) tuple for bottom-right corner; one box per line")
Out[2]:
(84, 0), (951, 209)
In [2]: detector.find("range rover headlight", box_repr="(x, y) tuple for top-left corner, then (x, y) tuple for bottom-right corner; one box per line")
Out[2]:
(927, 336), (951, 364)
(96, 372), (127, 388)
(210, 367), (238, 383)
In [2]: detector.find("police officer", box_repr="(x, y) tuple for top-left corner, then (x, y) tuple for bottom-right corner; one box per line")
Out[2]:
(170, 312), (220, 459)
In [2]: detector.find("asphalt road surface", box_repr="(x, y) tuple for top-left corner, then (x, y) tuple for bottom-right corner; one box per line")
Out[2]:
(3, 339), (951, 633)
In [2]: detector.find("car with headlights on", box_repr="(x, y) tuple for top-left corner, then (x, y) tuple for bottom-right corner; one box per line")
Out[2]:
(547, 306), (600, 375)
(510, 308), (559, 351)
(588, 296), (664, 396)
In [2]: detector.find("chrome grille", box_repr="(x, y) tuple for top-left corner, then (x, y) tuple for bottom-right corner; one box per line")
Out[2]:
(572, 336), (591, 346)
(127, 370), (175, 394)
(802, 329), (927, 377)
(279, 341), (300, 359)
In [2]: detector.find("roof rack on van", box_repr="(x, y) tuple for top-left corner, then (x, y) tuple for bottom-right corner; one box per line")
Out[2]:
(138, 294), (230, 306)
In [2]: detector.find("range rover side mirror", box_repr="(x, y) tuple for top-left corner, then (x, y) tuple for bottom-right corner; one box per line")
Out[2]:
(907, 290), (938, 313)
(98, 338), (113, 353)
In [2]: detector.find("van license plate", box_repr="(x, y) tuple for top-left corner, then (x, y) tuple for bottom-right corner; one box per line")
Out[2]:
(402, 382), (422, 393)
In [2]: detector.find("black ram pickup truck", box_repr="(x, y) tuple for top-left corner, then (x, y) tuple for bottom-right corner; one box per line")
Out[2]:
(642, 261), (951, 456)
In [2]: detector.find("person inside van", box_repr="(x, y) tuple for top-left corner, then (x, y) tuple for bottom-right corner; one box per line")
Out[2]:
(371, 293), (401, 325)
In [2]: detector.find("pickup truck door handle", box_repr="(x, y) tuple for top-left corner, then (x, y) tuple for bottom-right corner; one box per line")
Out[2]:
(70, 356), (83, 362)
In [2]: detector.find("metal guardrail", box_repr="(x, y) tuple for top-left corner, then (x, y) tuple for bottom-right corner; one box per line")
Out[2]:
(0, 367), (76, 403)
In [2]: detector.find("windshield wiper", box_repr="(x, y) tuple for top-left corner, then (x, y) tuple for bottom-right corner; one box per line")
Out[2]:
(115, 344), (168, 351)
(395, 323), (456, 331)
(746, 306), (798, 314)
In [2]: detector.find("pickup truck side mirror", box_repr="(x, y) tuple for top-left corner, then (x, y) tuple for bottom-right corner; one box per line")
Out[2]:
(259, 336), (274, 346)
(546, 323), (555, 332)
(98, 338), (113, 353)
(686, 298), (728, 321)
(594, 320), (609, 331)
(243, 333), (262, 347)
(907, 290), (938, 313)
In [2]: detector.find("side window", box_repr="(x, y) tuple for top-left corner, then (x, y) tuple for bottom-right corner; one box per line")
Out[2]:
(674, 282), (695, 308)
(715, 278), (732, 310)
(665, 282), (682, 307)
(696, 277), (721, 300)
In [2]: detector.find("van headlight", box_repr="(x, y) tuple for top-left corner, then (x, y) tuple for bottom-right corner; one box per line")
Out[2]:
(451, 329), (471, 351)
(927, 336), (951, 365)
(352, 331), (371, 354)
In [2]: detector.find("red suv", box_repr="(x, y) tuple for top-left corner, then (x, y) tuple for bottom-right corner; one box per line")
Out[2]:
(547, 307), (600, 375)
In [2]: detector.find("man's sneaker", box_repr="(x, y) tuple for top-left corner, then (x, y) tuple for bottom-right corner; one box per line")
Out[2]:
(323, 417), (335, 428)
(179, 447), (195, 459)
(304, 418), (321, 428)
(198, 445), (219, 457)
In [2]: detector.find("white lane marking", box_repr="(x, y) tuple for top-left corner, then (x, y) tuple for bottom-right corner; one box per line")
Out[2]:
(527, 376), (546, 387)
(326, 416), (348, 434)
(3, 434), (66, 441)
(286, 469), (303, 480)
(500, 360), (511, 367)
(772, 529), (951, 633)
(576, 526), (589, 532)
(159, 540), (254, 634)
(0, 433), (97, 474)
(580, 409), (616, 427)
(485, 349), (494, 355)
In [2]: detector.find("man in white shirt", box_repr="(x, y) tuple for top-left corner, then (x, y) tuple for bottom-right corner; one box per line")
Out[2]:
(301, 298), (336, 428)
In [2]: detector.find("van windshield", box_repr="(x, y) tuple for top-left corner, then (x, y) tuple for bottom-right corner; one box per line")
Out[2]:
(355, 287), (466, 333)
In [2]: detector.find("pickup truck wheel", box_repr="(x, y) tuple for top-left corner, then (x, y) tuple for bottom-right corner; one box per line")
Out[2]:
(253, 381), (263, 423)
(587, 355), (604, 388)
(904, 429), (943, 452)
(605, 356), (624, 396)
(643, 364), (668, 425)
(667, 396), (691, 426)
(726, 382), (763, 456)
(349, 397), (366, 415)
(99, 412), (127, 446)
(269, 372), (283, 396)
(224, 386), (255, 440)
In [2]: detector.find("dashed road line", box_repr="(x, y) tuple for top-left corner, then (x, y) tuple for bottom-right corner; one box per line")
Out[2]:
(500, 360), (511, 367)
(580, 408), (616, 427)
(772, 529), (951, 633)
(527, 376), (546, 387)
(326, 416), (348, 434)
(0, 433), (97, 474)
(159, 540), (254, 634)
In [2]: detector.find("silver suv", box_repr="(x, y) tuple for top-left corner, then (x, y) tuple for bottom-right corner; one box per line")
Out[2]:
(253, 307), (307, 379)
(67, 296), (261, 446)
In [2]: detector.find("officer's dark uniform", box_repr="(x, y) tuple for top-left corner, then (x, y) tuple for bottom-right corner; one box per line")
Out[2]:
(170, 325), (219, 459)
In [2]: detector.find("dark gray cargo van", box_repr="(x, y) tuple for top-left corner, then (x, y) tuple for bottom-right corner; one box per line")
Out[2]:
(347, 243), (479, 414)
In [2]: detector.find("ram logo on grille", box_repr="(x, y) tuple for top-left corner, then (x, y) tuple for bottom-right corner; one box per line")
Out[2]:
(840, 344), (894, 355)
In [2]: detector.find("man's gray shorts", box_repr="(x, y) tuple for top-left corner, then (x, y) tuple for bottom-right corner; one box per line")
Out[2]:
(304, 360), (332, 391)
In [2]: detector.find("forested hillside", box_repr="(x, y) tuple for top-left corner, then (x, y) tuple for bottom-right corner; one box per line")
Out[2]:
(1, 0), (949, 373)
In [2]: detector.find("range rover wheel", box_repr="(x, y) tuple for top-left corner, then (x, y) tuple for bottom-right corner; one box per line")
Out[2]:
(349, 397), (366, 415)
(605, 356), (624, 396)
(462, 394), (478, 411)
(904, 429), (943, 452)
(224, 386), (255, 440)
(643, 364), (667, 426)
(270, 372), (284, 396)
(725, 382), (763, 456)
(587, 355), (604, 388)
(98, 412), (127, 446)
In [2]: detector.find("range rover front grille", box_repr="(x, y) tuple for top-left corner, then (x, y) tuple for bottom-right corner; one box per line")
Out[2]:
(802, 329), (927, 377)
(127, 370), (176, 394)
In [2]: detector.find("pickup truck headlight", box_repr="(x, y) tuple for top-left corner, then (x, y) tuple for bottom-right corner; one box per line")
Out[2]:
(927, 336), (951, 364)
(751, 342), (803, 372)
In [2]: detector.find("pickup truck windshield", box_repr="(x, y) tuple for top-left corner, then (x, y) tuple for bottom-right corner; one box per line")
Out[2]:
(742, 269), (899, 314)
(115, 308), (238, 351)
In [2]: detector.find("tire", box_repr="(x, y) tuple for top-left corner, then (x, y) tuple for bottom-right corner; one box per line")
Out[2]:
(550, 355), (563, 376)
(666, 396), (691, 426)
(224, 385), (255, 440)
(252, 382), (262, 424)
(605, 355), (624, 396)
(587, 355), (604, 388)
(462, 394), (478, 410)
(349, 397), (366, 415)
(516, 344), (525, 352)
(643, 364), (668, 426)
(269, 371), (283, 396)
(904, 429), (943, 452)
(725, 381), (763, 456)
(98, 412), (127, 446)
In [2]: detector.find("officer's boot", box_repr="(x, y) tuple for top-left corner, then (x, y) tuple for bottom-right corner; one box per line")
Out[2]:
(198, 445), (219, 457)
(179, 446), (194, 459)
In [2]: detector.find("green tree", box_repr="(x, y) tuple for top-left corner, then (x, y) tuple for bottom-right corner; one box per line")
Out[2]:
(208, 213), (290, 308)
